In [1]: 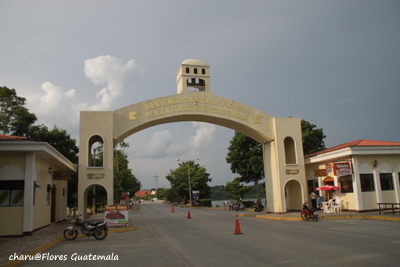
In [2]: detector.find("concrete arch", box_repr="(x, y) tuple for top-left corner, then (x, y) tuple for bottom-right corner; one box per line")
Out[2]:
(112, 91), (275, 144)
(78, 60), (306, 217)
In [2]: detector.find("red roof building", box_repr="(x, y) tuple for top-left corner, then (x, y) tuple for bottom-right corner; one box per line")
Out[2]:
(305, 139), (400, 158)
(304, 139), (400, 212)
(0, 134), (31, 141)
(135, 190), (153, 198)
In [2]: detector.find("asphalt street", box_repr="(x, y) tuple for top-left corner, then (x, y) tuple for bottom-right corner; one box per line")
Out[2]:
(18, 202), (400, 267)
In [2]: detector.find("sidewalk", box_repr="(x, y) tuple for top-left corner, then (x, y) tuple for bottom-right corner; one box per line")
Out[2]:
(0, 208), (138, 267)
(241, 210), (400, 221)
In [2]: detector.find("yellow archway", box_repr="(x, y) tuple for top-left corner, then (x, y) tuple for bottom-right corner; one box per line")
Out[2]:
(78, 59), (306, 216)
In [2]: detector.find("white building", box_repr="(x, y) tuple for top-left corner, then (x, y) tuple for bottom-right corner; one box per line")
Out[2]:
(305, 140), (400, 212)
(0, 135), (77, 236)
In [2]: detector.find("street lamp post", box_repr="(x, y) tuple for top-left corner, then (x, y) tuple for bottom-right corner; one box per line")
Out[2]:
(176, 158), (200, 207)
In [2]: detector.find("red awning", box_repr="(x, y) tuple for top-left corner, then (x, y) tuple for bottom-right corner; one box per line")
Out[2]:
(316, 185), (340, 191)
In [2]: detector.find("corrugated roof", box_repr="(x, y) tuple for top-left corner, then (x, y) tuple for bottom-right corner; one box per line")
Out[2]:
(305, 139), (400, 158)
(0, 134), (31, 141)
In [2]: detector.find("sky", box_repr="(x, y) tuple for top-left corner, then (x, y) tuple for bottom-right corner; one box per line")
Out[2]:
(1, 1), (399, 190)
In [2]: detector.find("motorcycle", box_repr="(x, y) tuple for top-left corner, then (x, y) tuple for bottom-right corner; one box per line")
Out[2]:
(301, 202), (318, 222)
(63, 214), (108, 241)
(254, 203), (264, 212)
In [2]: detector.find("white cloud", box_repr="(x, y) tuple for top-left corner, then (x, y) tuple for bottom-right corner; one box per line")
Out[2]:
(34, 82), (64, 114)
(65, 89), (76, 98)
(190, 122), (216, 149)
(84, 55), (140, 110)
(29, 55), (141, 136)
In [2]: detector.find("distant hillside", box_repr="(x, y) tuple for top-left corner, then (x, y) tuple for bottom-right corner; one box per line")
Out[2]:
(210, 183), (265, 200)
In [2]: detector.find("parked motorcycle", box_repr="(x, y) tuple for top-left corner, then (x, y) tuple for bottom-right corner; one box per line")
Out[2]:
(63, 214), (108, 240)
(301, 202), (318, 222)
(254, 203), (264, 212)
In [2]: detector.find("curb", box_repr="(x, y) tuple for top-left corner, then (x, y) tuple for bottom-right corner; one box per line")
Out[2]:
(241, 214), (302, 221)
(240, 213), (400, 222)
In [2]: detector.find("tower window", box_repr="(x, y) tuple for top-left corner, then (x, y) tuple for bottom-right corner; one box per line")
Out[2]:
(194, 68), (198, 74)
(284, 137), (297, 164)
(187, 78), (206, 91)
(186, 67), (190, 73)
(202, 68), (206, 74)
(88, 135), (104, 167)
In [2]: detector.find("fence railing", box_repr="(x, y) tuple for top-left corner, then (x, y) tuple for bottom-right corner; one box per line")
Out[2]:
(377, 203), (400, 215)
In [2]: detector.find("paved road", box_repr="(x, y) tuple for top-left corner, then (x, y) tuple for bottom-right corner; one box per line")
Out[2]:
(20, 202), (400, 266)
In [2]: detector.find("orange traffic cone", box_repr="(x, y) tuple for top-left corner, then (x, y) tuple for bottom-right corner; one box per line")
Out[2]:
(187, 209), (192, 219)
(171, 205), (174, 213)
(234, 214), (242, 235)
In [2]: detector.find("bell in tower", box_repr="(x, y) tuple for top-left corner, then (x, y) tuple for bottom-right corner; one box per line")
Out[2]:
(176, 59), (210, 94)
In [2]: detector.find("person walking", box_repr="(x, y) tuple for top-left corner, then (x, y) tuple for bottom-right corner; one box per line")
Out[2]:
(310, 190), (319, 209)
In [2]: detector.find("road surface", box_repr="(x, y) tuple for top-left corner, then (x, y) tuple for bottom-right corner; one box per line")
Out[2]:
(21, 201), (400, 266)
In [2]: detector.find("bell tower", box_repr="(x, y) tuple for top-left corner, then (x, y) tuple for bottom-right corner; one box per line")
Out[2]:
(176, 59), (210, 94)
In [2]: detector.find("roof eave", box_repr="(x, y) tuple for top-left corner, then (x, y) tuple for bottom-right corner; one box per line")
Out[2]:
(305, 146), (400, 164)
(0, 141), (77, 172)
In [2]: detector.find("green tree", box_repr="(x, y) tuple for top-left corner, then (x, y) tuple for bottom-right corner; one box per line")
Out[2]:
(225, 177), (251, 201)
(0, 86), (37, 135)
(226, 131), (264, 184)
(113, 143), (141, 203)
(301, 119), (326, 155)
(27, 124), (79, 208)
(226, 120), (326, 183)
(28, 124), (79, 164)
(166, 161), (212, 201)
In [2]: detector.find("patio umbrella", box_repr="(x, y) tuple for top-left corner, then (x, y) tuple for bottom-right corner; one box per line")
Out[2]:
(316, 185), (340, 191)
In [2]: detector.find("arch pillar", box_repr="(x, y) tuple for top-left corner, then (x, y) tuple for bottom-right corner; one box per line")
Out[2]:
(263, 118), (307, 213)
(78, 111), (114, 218)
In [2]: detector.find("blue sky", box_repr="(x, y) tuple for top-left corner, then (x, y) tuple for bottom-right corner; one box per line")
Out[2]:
(1, 1), (399, 189)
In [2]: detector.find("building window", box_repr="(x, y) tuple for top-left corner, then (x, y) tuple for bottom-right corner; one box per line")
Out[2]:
(202, 68), (206, 74)
(380, 173), (394, 191)
(186, 67), (190, 73)
(194, 68), (198, 74)
(360, 174), (375, 192)
(339, 175), (353, 193)
(0, 181), (24, 207)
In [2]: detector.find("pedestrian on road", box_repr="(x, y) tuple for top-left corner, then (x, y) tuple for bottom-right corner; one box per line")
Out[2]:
(310, 190), (319, 209)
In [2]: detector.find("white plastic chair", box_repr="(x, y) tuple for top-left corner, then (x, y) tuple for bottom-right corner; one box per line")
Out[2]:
(333, 198), (341, 213)
(323, 201), (333, 213)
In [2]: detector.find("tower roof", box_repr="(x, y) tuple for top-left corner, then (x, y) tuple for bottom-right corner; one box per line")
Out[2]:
(181, 59), (208, 66)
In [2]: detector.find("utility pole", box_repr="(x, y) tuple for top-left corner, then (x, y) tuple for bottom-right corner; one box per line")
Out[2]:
(176, 158), (200, 207)
(154, 173), (159, 199)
